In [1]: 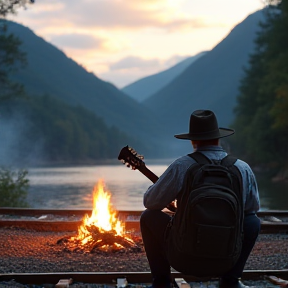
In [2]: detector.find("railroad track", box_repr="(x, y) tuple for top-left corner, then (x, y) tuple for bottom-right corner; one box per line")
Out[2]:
(0, 208), (288, 287)
(0, 208), (288, 233)
(1, 270), (288, 286)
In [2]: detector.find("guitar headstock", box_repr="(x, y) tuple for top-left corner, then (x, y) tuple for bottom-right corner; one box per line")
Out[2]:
(118, 145), (145, 170)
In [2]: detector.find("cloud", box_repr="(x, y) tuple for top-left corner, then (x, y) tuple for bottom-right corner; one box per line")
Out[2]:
(13, 0), (213, 32)
(50, 34), (103, 50)
(8, 0), (264, 89)
(110, 56), (160, 70)
(100, 68), (153, 89)
(109, 54), (191, 72)
(65, 1), (161, 28)
(64, 1), (212, 31)
(100, 53), (192, 88)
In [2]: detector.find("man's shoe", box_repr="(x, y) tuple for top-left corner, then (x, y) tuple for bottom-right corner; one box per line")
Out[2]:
(219, 279), (256, 288)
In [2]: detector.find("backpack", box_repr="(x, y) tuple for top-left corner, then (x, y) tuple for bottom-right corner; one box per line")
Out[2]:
(164, 152), (244, 278)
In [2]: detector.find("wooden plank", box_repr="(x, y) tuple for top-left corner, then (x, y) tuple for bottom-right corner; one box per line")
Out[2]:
(1, 270), (288, 284)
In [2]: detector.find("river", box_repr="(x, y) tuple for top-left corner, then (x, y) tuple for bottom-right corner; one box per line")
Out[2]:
(27, 164), (288, 211)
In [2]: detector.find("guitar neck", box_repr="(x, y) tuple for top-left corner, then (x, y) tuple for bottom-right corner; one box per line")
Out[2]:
(138, 165), (159, 183)
(138, 163), (176, 213)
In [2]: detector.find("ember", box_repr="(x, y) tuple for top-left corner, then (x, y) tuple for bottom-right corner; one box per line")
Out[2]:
(58, 180), (141, 253)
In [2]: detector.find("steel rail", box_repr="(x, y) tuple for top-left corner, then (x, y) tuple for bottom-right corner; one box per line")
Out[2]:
(1, 207), (288, 217)
(0, 209), (288, 286)
(1, 219), (288, 233)
(0, 208), (287, 233)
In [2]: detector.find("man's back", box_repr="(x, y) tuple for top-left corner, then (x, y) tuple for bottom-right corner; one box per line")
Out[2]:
(144, 145), (260, 214)
(164, 150), (244, 277)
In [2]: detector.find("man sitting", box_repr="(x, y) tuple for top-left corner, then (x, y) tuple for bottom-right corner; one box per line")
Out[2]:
(140, 110), (261, 288)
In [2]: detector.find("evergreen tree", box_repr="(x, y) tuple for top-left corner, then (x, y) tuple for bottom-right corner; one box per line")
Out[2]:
(0, 0), (34, 17)
(0, 167), (29, 207)
(0, 21), (26, 101)
(232, 0), (288, 176)
(0, 0), (34, 206)
(0, 0), (34, 101)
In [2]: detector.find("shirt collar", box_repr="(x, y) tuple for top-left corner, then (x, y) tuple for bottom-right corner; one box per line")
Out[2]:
(195, 145), (225, 152)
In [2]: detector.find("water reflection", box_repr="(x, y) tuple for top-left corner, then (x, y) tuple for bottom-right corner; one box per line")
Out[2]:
(26, 166), (288, 211)
(27, 165), (167, 211)
(256, 173), (288, 211)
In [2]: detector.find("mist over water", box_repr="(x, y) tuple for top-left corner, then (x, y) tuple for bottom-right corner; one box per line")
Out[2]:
(0, 113), (44, 167)
(26, 165), (288, 211)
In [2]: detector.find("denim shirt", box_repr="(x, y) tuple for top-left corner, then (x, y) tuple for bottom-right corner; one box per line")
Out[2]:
(143, 146), (260, 214)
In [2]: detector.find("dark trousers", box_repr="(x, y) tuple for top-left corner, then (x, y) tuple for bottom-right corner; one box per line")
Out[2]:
(140, 209), (261, 287)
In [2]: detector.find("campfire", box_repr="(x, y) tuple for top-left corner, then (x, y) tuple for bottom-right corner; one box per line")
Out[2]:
(58, 180), (141, 253)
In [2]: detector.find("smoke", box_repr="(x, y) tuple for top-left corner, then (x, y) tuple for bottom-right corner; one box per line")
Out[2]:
(0, 112), (44, 168)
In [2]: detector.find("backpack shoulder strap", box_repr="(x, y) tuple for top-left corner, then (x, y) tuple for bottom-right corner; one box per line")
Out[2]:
(188, 151), (212, 164)
(221, 154), (237, 167)
(221, 155), (244, 211)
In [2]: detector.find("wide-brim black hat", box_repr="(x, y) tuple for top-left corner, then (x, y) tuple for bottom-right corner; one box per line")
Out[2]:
(174, 110), (235, 140)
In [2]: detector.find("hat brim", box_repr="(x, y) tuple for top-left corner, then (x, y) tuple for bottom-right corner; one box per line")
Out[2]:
(174, 128), (235, 140)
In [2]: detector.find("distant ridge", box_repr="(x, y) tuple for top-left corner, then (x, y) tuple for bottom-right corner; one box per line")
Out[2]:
(122, 52), (207, 102)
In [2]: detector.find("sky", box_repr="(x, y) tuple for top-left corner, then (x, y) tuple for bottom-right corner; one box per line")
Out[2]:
(8, 0), (266, 89)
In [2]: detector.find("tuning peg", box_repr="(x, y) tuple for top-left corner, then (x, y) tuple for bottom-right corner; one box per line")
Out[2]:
(121, 160), (125, 164)
(126, 163), (130, 168)
(138, 154), (144, 160)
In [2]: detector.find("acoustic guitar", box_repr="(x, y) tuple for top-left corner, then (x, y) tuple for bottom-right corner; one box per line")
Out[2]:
(118, 145), (177, 212)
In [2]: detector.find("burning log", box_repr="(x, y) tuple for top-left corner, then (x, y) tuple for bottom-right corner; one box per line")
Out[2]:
(58, 226), (142, 253)
(57, 230), (142, 253)
(57, 180), (142, 253)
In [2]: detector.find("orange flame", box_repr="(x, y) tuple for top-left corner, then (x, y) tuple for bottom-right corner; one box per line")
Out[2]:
(70, 179), (133, 251)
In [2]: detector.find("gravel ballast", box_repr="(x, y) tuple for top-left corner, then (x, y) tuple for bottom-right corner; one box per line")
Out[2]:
(0, 227), (288, 287)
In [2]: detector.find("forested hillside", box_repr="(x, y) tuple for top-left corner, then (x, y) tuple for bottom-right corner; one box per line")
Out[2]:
(0, 96), (147, 166)
(0, 15), (156, 166)
(4, 20), (164, 150)
(230, 1), (288, 176)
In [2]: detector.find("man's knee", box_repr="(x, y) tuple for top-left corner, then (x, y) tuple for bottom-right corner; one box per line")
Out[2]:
(140, 209), (161, 225)
(243, 214), (261, 241)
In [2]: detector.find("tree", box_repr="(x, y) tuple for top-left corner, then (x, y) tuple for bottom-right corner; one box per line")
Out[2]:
(0, 0), (34, 101)
(0, 167), (29, 207)
(0, 0), (34, 206)
(0, 0), (34, 17)
(232, 0), (288, 176)
(0, 22), (27, 101)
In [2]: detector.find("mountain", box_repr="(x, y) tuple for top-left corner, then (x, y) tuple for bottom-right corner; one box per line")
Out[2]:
(5, 20), (164, 154)
(4, 9), (267, 158)
(142, 9), (266, 154)
(121, 51), (207, 102)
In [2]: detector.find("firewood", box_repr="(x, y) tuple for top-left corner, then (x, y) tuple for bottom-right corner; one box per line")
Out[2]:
(57, 227), (141, 253)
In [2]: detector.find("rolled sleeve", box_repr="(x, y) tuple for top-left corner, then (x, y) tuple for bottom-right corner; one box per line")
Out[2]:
(235, 159), (260, 214)
(143, 156), (194, 210)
